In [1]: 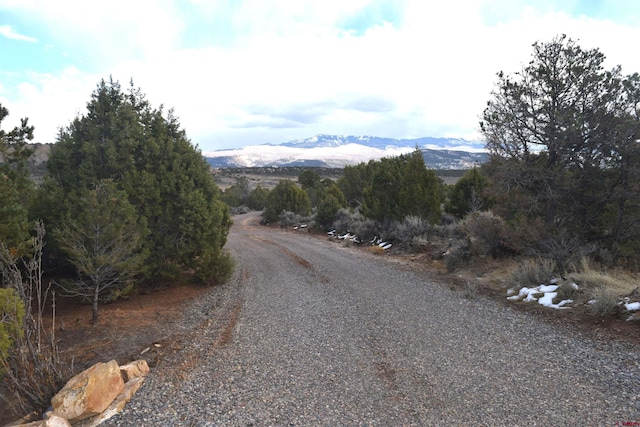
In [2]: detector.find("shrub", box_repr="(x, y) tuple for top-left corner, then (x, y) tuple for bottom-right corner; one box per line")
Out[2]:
(587, 287), (621, 317)
(0, 222), (71, 418)
(444, 246), (471, 272)
(332, 209), (377, 241)
(315, 194), (342, 231)
(464, 211), (509, 259)
(194, 249), (235, 285)
(388, 216), (431, 247)
(0, 288), (24, 371)
(531, 228), (594, 274)
(277, 211), (311, 228)
(229, 205), (251, 215)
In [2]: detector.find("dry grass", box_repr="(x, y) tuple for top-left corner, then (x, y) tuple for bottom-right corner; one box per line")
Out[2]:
(567, 258), (639, 295)
(586, 287), (622, 317)
(508, 258), (557, 288)
(367, 246), (386, 255)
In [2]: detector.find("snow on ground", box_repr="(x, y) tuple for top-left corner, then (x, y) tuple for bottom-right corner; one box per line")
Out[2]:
(507, 280), (640, 314)
(507, 282), (573, 309)
(624, 301), (640, 311)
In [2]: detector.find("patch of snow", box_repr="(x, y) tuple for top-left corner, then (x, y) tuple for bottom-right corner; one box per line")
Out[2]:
(506, 285), (573, 309)
(538, 292), (558, 307)
(547, 299), (574, 309)
(624, 302), (640, 311)
(570, 282), (579, 290)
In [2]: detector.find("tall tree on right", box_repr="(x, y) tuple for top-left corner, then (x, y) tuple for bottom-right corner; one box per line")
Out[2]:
(480, 35), (640, 264)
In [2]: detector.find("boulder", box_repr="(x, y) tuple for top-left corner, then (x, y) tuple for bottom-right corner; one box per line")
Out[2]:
(119, 359), (150, 382)
(50, 360), (124, 423)
(75, 376), (146, 427)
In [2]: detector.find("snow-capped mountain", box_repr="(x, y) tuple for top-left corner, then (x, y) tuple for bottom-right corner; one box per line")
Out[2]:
(204, 135), (487, 169)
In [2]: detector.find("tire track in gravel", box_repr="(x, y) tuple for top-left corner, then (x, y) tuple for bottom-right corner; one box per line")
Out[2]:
(250, 235), (313, 270)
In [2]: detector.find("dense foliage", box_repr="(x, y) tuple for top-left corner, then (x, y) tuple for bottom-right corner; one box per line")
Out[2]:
(445, 167), (489, 219)
(221, 176), (250, 207)
(246, 185), (270, 210)
(480, 35), (640, 266)
(263, 180), (311, 223)
(0, 103), (35, 258)
(339, 150), (442, 224)
(0, 287), (24, 370)
(41, 78), (232, 283)
(55, 180), (148, 324)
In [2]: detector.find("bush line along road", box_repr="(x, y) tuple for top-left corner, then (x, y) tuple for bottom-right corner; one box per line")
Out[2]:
(108, 212), (640, 425)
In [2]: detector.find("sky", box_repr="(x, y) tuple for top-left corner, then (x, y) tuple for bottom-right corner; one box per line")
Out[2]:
(1, 0), (640, 153)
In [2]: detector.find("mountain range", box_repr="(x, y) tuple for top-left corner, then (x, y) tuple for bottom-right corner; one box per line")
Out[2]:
(203, 135), (488, 169)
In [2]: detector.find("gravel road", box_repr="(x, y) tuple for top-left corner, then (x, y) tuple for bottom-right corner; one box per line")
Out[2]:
(107, 212), (640, 426)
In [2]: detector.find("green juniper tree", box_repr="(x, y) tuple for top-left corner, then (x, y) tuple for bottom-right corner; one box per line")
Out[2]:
(363, 149), (442, 224)
(246, 185), (270, 211)
(41, 78), (232, 284)
(445, 167), (489, 219)
(263, 180), (311, 223)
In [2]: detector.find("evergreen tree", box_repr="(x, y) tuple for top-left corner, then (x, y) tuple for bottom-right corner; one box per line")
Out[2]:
(263, 180), (311, 223)
(55, 180), (147, 324)
(298, 170), (321, 190)
(363, 150), (441, 223)
(338, 162), (371, 209)
(480, 35), (640, 265)
(221, 176), (250, 207)
(445, 167), (489, 219)
(246, 185), (270, 211)
(315, 194), (342, 231)
(42, 78), (232, 283)
(0, 103), (34, 257)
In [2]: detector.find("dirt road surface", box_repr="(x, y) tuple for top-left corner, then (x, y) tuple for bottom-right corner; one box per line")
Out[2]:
(109, 212), (640, 425)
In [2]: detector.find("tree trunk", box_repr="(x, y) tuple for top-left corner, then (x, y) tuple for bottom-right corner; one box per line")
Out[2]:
(92, 285), (99, 325)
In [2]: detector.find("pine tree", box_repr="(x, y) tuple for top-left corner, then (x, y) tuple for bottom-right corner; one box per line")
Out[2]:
(55, 180), (147, 324)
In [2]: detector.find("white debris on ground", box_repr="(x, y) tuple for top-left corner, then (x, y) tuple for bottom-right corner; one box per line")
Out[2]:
(326, 230), (390, 249)
(507, 282), (574, 309)
(507, 280), (640, 316)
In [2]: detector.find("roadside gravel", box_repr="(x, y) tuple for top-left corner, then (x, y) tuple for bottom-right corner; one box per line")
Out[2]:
(106, 213), (640, 426)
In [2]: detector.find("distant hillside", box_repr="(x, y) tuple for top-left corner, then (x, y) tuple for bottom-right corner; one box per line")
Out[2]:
(0, 143), (52, 183)
(204, 134), (487, 169)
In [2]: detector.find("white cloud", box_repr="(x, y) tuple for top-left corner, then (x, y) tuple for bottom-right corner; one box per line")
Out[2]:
(2, 0), (640, 149)
(0, 25), (37, 42)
